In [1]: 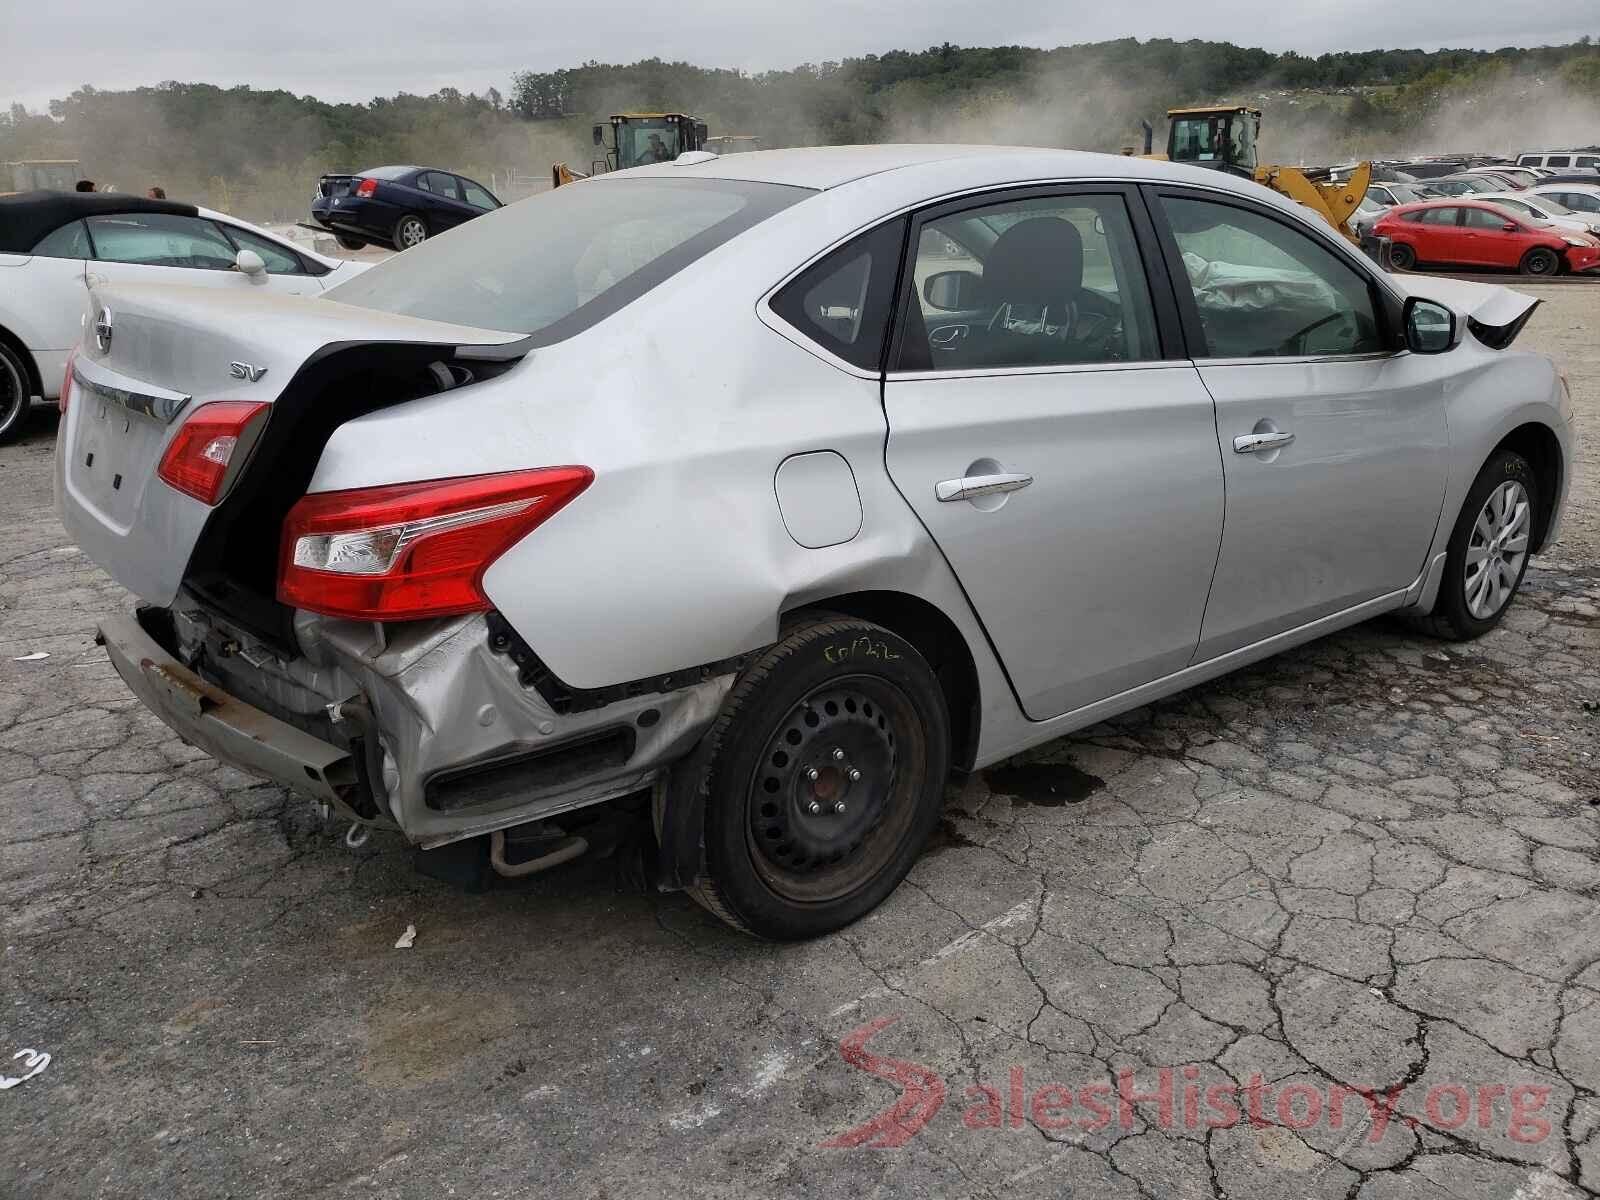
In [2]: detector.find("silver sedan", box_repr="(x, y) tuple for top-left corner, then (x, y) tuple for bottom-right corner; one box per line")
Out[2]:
(58, 146), (1574, 938)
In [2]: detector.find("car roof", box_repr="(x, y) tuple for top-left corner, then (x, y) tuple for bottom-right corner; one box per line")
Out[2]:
(616, 143), (1275, 196)
(0, 190), (200, 253)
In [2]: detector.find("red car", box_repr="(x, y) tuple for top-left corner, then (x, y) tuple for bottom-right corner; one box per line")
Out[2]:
(1375, 199), (1600, 276)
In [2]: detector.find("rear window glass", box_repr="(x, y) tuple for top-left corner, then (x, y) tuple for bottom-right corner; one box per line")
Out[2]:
(328, 177), (808, 341)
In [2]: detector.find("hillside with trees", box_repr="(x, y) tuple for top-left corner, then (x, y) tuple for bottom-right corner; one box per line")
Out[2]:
(4, 36), (1598, 221)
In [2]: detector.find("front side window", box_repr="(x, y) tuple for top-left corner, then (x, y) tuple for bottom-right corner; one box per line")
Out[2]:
(770, 219), (904, 371)
(221, 224), (305, 274)
(1556, 191), (1600, 213)
(85, 213), (237, 270)
(1578, 157), (1599, 168)
(32, 219), (91, 259)
(896, 193), (1159, 371)
(1159, 195), (1383, 359)
(461, 181), (497, 211)
(328, 177), (807, 340)
(1463, 207), (1513, 230)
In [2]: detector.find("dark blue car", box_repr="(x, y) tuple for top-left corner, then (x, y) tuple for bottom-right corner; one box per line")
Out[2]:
(310, 165), (502, 251)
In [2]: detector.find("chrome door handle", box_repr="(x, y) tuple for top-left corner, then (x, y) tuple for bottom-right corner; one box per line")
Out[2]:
(935, 472), (1033, 503)
(1233, 431), (1295, 454)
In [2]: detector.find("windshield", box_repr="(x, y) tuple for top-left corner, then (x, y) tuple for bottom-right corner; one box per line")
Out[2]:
(327, 176), (808, 340)
(1387, 185), (1427, 204)
(616, 120), (682, 169)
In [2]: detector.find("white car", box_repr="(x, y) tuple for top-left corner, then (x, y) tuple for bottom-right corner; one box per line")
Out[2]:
(1526, 183), (1600, 221)
(0, 192), (368, 442)
(1477, 192), (1600, 238)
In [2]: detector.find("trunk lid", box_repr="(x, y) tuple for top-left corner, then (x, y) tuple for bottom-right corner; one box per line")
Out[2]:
(318, 174), (359, 199)
(57, 282), (522, 607)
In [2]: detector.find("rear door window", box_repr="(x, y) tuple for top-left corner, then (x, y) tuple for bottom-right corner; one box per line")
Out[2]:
(1547, 156), (1571, 168)
(770, 218), (905, 371)
(85, 213), (237, 270)
(895, 192), (1160, 371)
(1419, 207), (1460, 225)
(418, 172), (461, 200)
(1463, 207), (1512, 230)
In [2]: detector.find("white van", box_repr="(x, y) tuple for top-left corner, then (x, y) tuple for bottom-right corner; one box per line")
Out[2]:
(1516, 151), (1600, 170)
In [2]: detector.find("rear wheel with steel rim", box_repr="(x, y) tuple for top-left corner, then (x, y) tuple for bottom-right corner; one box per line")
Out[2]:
(393, 214), (428, 250)
(684, 616), (950, 939)
(1389, 242), (1417, 271)
(1419, 449), (1537, 640)
(0, 340), (32, 446)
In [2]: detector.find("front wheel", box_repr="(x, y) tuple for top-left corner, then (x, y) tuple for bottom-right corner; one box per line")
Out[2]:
(1388, 242), (1417, 271)
(1520, 247), (1560, 277)
(392, 214), (428, 250)
(0, 340), (32, 446)
(683, 616), (951, 940)
(1418, 449), (1536, 640)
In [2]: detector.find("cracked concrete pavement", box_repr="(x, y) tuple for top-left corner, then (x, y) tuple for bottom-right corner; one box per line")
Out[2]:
(2, 285), (1599, 1199)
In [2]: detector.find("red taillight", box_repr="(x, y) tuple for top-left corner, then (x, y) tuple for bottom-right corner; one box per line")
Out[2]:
(277, 467), (593, 622)
(354, 178), (378, 197)
(156, 401), (270, 505)
(58, 347), (77, 414)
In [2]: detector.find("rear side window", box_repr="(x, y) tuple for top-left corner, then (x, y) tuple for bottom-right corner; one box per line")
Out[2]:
(32, 219), (91, 258)
(328, 177), (808, 341)
(770, 218), (905, 371)
(1518, 155), (1540, 166)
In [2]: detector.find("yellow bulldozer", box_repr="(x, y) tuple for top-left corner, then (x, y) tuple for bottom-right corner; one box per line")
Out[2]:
(1147, 106), (1370, 243)
(552, 112), (710, 188)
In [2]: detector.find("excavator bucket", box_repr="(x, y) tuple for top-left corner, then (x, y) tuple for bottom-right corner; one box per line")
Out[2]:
(1255, 161), (1371, 243)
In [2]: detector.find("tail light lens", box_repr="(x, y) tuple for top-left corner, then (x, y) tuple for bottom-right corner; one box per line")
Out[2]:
(354, 178), (378, 197)
(277, 467), (593, 622)
(157, 401), (270, 504)
(58, 347), (77, 414)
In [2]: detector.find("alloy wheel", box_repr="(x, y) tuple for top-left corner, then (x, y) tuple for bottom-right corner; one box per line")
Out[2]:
(0, 351), (25, 439)
(1464, 479), (1531, 620)
(398, 218), (427, 248)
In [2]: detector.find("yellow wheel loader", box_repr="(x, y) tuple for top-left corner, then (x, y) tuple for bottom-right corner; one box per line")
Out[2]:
(552, 112), (710, 188)
(1150, 106), (1370, 243)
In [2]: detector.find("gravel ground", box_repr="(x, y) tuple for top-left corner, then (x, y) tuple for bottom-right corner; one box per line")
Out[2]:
(2, 286), (1598, 1199)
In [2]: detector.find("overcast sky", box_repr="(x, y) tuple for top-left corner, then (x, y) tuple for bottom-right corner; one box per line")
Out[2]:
(4, 0), (1596, 111)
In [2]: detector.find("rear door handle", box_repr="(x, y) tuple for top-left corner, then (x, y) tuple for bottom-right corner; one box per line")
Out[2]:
(1233, 431), (1295, 454)
(936, 472), (1033, 502)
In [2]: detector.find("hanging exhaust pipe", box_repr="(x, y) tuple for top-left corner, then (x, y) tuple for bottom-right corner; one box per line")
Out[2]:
(490, 826), (589, 877)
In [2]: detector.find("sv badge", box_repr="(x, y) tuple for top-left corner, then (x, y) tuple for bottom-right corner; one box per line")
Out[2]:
(229, 361), (268, 383)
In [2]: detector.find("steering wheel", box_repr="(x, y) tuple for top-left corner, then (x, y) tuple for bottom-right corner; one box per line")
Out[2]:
(1276, 311), (1347, 356)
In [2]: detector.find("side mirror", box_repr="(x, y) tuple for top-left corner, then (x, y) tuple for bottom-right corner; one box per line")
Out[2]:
(1403, 296), (1455, 355)
(234, 249), (266, 279)
(592, 124), (604, 147)
(922, 269), (982, 311)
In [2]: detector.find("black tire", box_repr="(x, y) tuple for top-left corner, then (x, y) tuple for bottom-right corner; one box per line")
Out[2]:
(1416, 449), (1536, 641)
(0, 340), (32, 446)
(1520, 247), (1560, 277)
(335, 234), (368, 251)
(682, 616), (950, 940)
(392, 214), (428, 251)
(1389, 242), (1417, 271)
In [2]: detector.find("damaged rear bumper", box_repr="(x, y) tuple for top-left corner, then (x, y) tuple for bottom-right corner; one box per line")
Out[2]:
(99, 601), (736, 848)
(97, 613), (358, 805)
